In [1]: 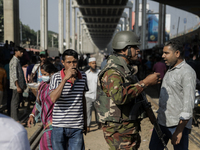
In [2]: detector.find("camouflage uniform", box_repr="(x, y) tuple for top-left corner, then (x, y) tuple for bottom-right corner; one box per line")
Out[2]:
(95, 55), (146, 150)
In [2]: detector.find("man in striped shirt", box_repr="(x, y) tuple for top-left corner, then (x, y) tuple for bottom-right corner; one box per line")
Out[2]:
(49, 49), (88, 150)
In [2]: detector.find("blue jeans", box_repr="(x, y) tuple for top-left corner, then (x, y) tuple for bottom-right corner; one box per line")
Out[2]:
(149, 124), (189, 150)
(51, 127), (85, 150)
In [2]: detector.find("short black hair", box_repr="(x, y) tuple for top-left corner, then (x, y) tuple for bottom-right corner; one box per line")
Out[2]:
(55, 56), (60, 60)
(62, 49), (78, 61)
(31, 56), (37, 64)
(164, 40), (184, 57)
(14, 46), (25, 52)
(41, 62), (58, 74)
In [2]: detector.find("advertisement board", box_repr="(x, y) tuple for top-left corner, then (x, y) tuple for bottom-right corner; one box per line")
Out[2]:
(147, 14), (171, 43)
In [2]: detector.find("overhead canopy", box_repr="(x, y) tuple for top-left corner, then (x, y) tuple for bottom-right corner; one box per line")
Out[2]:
(76, 0), (129, 50)
(152, 0), (200, 17)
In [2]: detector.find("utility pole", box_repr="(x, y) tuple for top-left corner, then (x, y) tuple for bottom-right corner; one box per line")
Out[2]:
(177, 17), (180, 36)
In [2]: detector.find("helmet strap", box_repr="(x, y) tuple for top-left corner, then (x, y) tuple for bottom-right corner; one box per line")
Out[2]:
(127, 46), (132, 58)
(114, 46), (134, 65)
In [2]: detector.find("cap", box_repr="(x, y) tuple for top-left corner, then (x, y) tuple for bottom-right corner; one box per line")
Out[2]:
(39, 51), (46, 55)
(89, 57), (96, 62)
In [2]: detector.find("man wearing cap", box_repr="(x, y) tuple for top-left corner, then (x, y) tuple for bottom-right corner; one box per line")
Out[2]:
(9, 47), (26, 121)
(85, 57), (101, 132)
(95, 31), (161, 150)
(30, 51), (47, 83)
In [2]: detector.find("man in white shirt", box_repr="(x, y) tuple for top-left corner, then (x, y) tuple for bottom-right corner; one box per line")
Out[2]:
(85, 57), (101, 132)
(0, 113), (30, 150)
(149, 40), (196, 150)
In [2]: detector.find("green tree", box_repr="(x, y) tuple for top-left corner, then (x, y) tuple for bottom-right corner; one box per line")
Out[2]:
(21, 22), (37, 45)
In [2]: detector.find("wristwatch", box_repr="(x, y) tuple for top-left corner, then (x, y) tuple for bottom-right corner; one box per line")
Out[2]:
(140, 82), (146, 89)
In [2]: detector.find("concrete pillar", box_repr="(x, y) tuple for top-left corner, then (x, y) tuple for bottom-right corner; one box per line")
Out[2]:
(124, 16), (127, 31)
(158, 4), (166, 46)
(44, 0), (48, 50)
(81, 24), (84, 54)
(129, 7), (133, 31)
(141, 0), (147, 50)
(71, 0), (76, 50)
(158, 3), (162, 47)
(77, 12), (80, 53)
(3, 0), (20, 46)
(134, 0), (139, 35)
(40, 0), (44, 50)
(40, 0), (48, 50)
(14, 0), (20, 46)
(52, 36), (54, 47)
(66, 0), (70, 49)
(162, 5), (166, 45)
(37, 31), (39, 46)
(20, 22), (22, 44)
(58, 0), (64, 54)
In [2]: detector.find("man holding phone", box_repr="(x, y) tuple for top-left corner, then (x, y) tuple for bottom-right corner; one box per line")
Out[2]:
(49, 49), (88, 150)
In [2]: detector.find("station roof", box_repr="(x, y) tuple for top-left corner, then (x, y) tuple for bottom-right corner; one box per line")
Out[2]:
(76, 0), (129, 50)
(76, 0), (200, 50)
(152, 0), (200, 17)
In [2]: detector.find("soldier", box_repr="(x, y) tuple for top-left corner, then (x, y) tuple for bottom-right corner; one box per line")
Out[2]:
(95, 31), (161, 150)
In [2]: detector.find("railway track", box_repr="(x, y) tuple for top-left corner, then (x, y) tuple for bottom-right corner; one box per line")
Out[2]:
(147, 95), (200, 149)
(29, 125), (43, 150)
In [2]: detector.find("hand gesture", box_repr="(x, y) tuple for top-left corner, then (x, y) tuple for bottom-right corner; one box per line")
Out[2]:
(63, 67), (77, 81)
(143, 72), (161, 86)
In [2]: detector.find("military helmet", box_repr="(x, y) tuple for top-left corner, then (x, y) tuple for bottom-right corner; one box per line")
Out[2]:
(112, 31), (140, 50)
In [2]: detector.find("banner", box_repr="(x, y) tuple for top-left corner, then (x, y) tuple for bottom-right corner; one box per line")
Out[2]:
(147, 14), (171, 43)
(148, 14), (159, 43)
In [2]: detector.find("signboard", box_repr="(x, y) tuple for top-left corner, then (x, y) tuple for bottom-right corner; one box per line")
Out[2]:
(148, 14), (159, 42)
(147, 14), (171, 43)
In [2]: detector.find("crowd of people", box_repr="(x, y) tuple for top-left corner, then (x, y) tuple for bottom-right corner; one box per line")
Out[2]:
(0, 31), (199, 150)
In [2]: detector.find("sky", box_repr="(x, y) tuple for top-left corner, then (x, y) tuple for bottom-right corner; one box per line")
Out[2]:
(19, 0), (200, 38)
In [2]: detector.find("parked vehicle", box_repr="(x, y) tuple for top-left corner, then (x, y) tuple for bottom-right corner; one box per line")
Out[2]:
(193, 90), (200, 126)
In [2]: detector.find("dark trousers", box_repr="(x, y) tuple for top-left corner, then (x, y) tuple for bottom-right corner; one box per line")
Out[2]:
(11, 89), (20, 121)
(149, 124), (189, 150)
(6, 79), (12, 116)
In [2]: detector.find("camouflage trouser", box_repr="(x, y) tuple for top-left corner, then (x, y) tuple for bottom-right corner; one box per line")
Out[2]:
(102, 121), (141, 150)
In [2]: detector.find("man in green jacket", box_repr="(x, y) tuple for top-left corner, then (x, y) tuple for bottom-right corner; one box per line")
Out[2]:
(95, 31), (161, 150)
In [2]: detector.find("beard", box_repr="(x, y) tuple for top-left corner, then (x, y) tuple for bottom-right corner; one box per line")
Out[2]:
(90, 67), (96, 72)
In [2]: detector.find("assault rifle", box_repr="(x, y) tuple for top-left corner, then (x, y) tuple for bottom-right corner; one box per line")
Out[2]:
(127, 73), (168, 150)
(141, 92), (168, 150)
(129, 92), (168, 150)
